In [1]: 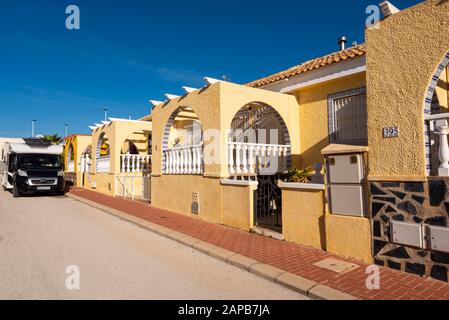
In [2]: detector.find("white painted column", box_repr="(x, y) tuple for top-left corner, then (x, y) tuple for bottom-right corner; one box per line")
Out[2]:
(180, 148), (185, 174)
(81, 155), (85, 173)
(171, 150), (176, 174)
(241, 145), (248, 174)
(177, 149), (181, 174)
(192, 146), (198, 174)
(196, 146), (202, 174)
(136, 155), (141, 172)
(126, 154), (131, 173)
(228, 143), (235, 175)
(187, 147), (192, 174)
(436, 119), (449, 176)
(235, 144), (242, 174)
(248, 145), (255, 174)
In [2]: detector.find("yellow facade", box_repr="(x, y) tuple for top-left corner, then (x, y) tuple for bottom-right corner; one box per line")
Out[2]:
(71, 1), (449, 266)
(366, 0), (449, 180)
(151, 175), (222, 223)
(85, 119), (152, 196)
(64, 135), (91, 173)
(150, 81), (300, 225)
(64, 135), (91, 187)
(151, 81), (300, 178)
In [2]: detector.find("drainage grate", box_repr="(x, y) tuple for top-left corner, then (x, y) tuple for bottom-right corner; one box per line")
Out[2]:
(314, 258), (359, 274)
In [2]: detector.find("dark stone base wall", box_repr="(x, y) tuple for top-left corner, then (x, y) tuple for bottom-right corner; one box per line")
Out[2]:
(371, 179), (449, 282)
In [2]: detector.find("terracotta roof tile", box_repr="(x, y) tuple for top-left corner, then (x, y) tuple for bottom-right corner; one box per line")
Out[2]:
(246, 44), (366, 88)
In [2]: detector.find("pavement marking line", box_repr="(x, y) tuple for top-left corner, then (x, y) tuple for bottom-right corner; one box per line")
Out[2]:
(65, 192), (359, 300)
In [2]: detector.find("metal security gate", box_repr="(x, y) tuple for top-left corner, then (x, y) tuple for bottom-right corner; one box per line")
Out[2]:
(254, 175), (282, 232)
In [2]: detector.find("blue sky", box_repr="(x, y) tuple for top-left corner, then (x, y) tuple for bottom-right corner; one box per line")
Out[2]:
(0, 0), (421, 138)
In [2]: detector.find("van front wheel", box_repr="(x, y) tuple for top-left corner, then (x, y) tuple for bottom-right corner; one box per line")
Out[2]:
(12, 182), (21, 198)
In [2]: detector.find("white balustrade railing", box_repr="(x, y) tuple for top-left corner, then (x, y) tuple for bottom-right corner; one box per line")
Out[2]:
(163, 144), (203, 175)
(67, 161), (75, 172)
(96, 156), (110, 173)
(120, 154), (152, 173)
(79, 154), (92, 173)
(228, 142), (290, 176)
(80, 154), (91, 173)
(426, 113), (449, 176)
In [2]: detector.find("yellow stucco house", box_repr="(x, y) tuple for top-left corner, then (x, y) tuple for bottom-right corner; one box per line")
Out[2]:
(64, 134), (91, 186)
(65, 0), (449, 283)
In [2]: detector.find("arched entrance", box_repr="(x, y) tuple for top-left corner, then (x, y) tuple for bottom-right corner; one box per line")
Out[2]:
(96, 133), (110, 173)
(162, 107), (203, 175)
(67, 144), (75, 172)
(228, 102), (292, 232)
(228, 102), (291, 176)
(424, 52), (449, 176)
(119, 131), (152, 173)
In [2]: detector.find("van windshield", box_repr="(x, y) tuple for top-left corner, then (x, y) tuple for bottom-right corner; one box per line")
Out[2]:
(18, 154), (61, 169)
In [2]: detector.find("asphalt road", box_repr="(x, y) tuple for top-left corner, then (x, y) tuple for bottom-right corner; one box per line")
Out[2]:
(0, 190), (307, 300)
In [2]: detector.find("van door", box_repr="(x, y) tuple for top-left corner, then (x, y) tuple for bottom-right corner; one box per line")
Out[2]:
(7, 154), (15, 185)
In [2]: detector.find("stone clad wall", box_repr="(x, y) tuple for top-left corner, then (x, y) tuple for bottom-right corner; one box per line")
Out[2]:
(372, 179), (449, 282)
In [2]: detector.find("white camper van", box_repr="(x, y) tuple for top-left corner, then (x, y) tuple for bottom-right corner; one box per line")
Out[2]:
(1, 138), (65, 197)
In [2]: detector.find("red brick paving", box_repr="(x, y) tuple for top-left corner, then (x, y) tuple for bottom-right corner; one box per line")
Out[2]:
(69, 187), (449, 300)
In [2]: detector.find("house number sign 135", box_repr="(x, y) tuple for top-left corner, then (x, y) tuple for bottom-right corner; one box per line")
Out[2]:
(383, 127), (399, 138)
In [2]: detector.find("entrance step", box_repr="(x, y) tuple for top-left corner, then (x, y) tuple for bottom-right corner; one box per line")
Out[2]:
(251, 226), (284, 241)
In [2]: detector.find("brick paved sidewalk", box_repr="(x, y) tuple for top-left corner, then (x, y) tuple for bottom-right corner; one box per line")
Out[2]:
(69, 187), (449, 300)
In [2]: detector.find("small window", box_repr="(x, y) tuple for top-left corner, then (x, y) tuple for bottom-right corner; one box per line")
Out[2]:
(328, 87), (367, 145)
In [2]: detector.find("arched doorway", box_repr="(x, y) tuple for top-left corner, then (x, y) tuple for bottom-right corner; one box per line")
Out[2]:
(96, 133), (110, 173)
(80, 144), (92, 175)
(162, 107), (203, 175)
(228, 102), (291, 176)
(424, 53), (449, 176)
(120, 131), (152, 173)
(228, 102), (292, 232)
(67, 144), (75, 172)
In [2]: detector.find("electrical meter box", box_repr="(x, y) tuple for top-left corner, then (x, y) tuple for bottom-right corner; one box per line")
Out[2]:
(429, 225), (449, 253)
(391, 221), (426, 249)
(329, 185), (365, 217)
(326, 153), (367, 217)
(328, 154), (364, 184)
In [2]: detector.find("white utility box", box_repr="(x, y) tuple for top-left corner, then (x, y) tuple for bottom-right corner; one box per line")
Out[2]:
(326, 152), (366, 217)
(328, 154), (364, 184)
(329, 185), (365, 217)
(429, 226), (449, 253)
(391, 221), (426, 249)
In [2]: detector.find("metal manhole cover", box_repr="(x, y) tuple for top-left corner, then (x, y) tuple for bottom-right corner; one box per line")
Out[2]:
(313, 258), (359, 274)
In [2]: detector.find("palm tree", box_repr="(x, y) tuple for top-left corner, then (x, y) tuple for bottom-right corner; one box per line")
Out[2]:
(40, 134), (63, 145)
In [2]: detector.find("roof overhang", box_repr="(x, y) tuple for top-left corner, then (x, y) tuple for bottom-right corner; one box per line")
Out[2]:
(258, 55), (366, 93)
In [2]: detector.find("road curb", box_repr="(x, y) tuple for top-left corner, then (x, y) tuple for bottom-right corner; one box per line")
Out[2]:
(66, 192), (359, 301)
